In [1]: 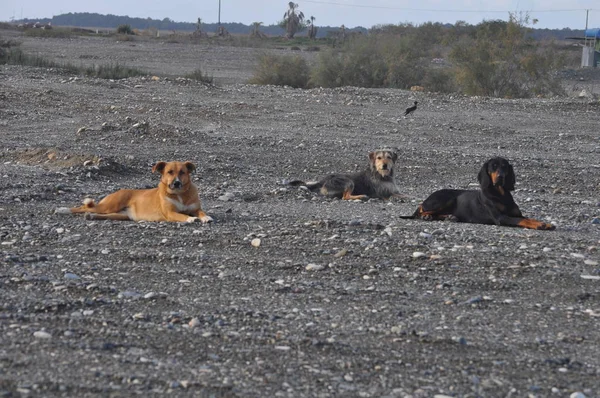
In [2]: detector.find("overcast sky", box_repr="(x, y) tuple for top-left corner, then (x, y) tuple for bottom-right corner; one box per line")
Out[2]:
(2, 0), (599, 30)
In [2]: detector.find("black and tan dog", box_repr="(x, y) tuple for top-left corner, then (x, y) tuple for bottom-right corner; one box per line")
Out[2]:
(288, 149), (405, 200)
(401, 157), (555, 230)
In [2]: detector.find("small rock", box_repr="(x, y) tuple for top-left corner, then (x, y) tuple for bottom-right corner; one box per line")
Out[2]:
(218, 192), (235, 202)
(83, 160), (93, 167)
(189, 318), (201, 328)
(570, 392), (586, 398)
(412, 252), (426, 259)
(306, 263), (324, 271)
(334, 248), (347, 258)
(76, 127), (87, 134)
(33, 331), (52, 339)
(591, 217), (600, 225)
(419, 232), (432, 239)
(56, 228), (64, 234)
(251, 238), (261, 248)
(584, 259), (598, 266)
(571, 253), (585, 259)
(64, 272), (80, 280)
(580, 275), (600, 280)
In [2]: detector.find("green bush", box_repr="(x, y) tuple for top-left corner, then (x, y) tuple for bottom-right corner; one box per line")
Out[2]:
(116, 24), (134, 35)
(249, 53), (310, 88)
(449, 13), (565, 98)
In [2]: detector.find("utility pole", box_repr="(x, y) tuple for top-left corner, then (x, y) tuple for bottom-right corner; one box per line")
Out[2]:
(586, 9), (590, 30)
(218, 0), (221, 25)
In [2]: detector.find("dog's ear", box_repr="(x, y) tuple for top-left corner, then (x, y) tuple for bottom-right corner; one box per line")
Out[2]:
(504, 163), (516, 191)
(368, 152), (376, 163)
(152, 161), (167, 174)
(477, 160), (492, 190)
(184, 162), (196, 174)
(391, 152), (398, 163)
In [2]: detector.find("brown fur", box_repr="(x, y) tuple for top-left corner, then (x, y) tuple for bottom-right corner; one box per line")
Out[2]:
(56, 161), (212, 223)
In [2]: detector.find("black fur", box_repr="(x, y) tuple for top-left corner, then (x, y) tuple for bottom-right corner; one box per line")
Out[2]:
(400, 157), (555, 230)
(289, 150), (403, 200)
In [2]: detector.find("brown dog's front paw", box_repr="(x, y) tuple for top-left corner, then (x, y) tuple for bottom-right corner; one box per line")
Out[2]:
(200, 215), (214, 224)
(186, 216), (200, 223)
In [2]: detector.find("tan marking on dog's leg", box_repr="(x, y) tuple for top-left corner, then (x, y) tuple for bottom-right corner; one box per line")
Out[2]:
(342, 189), (367, 201)
(517, 218), (555, 230)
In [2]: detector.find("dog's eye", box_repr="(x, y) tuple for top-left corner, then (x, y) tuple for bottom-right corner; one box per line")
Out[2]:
(167, 170), (174, 175)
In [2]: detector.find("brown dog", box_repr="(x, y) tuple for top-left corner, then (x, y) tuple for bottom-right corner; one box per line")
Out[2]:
(56, 161), (213, 223)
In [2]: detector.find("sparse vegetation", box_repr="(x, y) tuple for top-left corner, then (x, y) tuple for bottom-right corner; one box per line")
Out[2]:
(185, 68), (214, 84)
(84, 63), (146, 79)
(249, 53), (309, 88)
(0, 38), (145, 79)
(24, 28), (74, 38)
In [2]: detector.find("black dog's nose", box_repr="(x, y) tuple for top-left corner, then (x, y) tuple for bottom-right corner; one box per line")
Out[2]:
(382, 164), (388, 169)
(173, 180), (182, 188)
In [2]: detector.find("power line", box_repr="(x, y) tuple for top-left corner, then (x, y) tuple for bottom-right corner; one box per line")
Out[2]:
(302, 0), (596, 14)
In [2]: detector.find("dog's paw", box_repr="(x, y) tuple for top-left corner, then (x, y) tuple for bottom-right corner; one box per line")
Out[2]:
(186, 216), (200, 223)
(55, 207), (71, 215)
(200, 215), (214, 224)
(538, 222), (556, 231)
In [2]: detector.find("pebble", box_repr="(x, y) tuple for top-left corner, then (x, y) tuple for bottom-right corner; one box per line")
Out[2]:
(251, 238), (261, 248)
(419, 232), (432, 239)
(218, 192), (235, 202)
(56, 228), (65, 234)
(584, 259), (598, 266)
(33, 331), (52, 339)
(306, 263), (324, 271)
(118, 291), (142, 299)
(412, 252), (426, 259)
(592, 217), (599, 224)
(189, 318), (201, 328)
(570, 253), (585, 259)
(334, 248), (347, 258)
(543, 247), (552, 252)
(64, 272), (81, 280)
(580, 275), (600, 280)
(570, 393), (586, 398)
(274, 346), (291, 351)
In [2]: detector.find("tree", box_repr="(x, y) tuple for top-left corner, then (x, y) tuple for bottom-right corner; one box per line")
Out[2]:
(282, 2), (305, 39)
(308, 16), (317, 40)
(250, 22), (265, 38)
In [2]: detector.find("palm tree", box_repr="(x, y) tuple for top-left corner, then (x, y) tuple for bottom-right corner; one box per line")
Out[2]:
(282, 2), (305, 39)
(308, 15), (317, 40)
(250, 21), (265, 38)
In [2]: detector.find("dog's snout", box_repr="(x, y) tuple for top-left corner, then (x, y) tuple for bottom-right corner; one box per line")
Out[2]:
(172, 180), (182, 189)
(381, 163), (388, 170)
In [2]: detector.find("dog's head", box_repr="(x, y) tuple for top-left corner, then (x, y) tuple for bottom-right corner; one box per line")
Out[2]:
(152, 161), (196, 193)
(477, 157), (515, 195)
(369, 149), (398, 178)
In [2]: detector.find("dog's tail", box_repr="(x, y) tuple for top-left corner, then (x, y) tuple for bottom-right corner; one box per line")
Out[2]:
(287, 180), (322, 192)
(55, 197), (96, 214)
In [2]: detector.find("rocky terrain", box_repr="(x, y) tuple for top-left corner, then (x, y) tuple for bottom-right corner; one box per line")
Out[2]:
(0, 32), (599, 397)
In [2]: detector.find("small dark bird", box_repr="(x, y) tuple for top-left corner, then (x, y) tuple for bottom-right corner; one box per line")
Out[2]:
(404, 101), (418, 116)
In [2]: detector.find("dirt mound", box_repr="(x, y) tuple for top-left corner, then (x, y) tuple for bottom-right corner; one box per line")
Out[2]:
(1, 147), (133, 176)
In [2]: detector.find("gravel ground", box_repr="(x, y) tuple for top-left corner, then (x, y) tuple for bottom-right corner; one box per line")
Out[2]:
(0, 33), (599, 397)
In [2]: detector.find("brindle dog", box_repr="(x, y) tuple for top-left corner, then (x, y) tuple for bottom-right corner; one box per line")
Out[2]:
(289, 149), (405, 200)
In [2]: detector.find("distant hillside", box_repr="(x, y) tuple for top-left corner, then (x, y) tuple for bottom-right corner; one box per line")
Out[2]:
(16, 12), (583, 40)
(17, 12), (366, 38)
